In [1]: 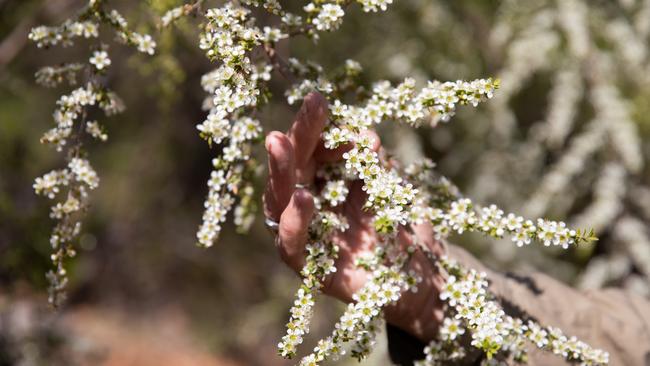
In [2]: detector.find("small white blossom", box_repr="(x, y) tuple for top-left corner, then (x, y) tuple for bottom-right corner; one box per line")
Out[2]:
(322, 180), (349, 206)
(85, 120), (107, 141)
(313, 4), (345, 31)
(89, 50), (111, 70)
(68, 157), (99, 189)
(133, 33), (156, 55)
(161, 6), (185, 27)
(263, 26), (288, 42)
(440, 317), (465, 341)
(357, 0), (394, 12)
(34, 170), (71, 199)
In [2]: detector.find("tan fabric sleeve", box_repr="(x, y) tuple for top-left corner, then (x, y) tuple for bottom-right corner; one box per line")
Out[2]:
(447, 244), (650, 366)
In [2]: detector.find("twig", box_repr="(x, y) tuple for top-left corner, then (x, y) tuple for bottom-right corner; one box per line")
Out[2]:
(0, 0), (78, 69)
(263, 43), (296, 83)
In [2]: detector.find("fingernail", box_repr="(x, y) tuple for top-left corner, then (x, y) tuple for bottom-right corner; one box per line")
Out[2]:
(266, 131), (284, 153)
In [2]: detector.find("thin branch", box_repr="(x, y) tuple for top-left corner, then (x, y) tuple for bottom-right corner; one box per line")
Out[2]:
(263, 43), (296, 83)
(0, 0), (78, 70)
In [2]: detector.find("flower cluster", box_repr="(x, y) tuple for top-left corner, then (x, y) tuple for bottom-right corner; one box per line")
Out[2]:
(41, 84), (98, 150)
(285, 48), (600, 366)
(432, 199), (598, 249)
(358, 0), (394, 12)
(30, 0), (155, 307)
(317, 78), (497, 239)
(33, 170), (71, 200)
(279, 210), (348, 358)
(279, 243), (337, 358)
(28, 21), (98, 48)
(299, 252), (416, 365)
(32, 158), (99, 306)
(68, 157), (100, 190)
(173, 1), (601, 363)
(85, 121), (108, 142)
(194, 3), (275, 247)
(35, 64), (85, 88)
(430, 257), (609, 365)
(414, 335), (466, 366)
(436, 0), (650, 293)
(322, 77), (499, 133)
(29, 1), (156, 55)
(439, 266), (516, 358)
(196, 140), (260, 247)
(311, 4), (345, 31)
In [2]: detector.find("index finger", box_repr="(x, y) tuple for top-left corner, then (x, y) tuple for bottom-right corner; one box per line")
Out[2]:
(286, 92), (329, 173)
(263, 132), (296, 221)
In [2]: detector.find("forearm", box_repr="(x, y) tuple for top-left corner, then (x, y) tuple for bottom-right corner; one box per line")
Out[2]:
(482, 257), (650, 365)
(388, 243), (650, 365)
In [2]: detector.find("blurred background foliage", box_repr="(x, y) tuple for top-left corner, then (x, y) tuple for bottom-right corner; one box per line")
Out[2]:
(1, 0), (649, 365)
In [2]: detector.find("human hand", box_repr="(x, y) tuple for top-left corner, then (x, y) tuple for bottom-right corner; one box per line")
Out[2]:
(263, 92), (446, 342)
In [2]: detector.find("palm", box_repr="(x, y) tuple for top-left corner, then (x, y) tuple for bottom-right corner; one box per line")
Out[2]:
(263, 93), (444, 342)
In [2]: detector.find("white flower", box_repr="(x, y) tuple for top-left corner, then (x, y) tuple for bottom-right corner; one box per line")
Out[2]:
(358, 0), (394, 12)
(161, 6), (184, 27)
(263, 26), (287, 42)
(85, 121), (107, 141)
(323, 127), (353, 149)
(134, 33), (156, 55)
(232, 117), (261, 141)
(313, 4), (345, 31)
(34, 170), (71, 199)
(223, 145), (242, 162)
(504, 213), (523, 231)
(281, 13), (303, 27)
(440, 318), (465, 341)
(197, 111), (230, 143)
(68, 157), (99, 189)
(89, 50), (111, 70)
(28, 26), (49, 46)
(79, 21), (99, 38)
(50, 195), (81, 219)
(527, 321), (549, 348)
(322, 180), (349, 207)
(512, 229), (532, 247)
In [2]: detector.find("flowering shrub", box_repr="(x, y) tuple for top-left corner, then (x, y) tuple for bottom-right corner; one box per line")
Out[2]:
(30, 0), (611, 364)
(366, 0), (650, 293)
(29, 0), (156, 307)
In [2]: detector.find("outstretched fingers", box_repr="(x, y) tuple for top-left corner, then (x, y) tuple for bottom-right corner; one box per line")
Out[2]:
(265, 94), (328, 271)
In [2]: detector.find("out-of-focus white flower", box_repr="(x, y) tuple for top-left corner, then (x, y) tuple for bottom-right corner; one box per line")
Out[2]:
(89, 50), (111, 70)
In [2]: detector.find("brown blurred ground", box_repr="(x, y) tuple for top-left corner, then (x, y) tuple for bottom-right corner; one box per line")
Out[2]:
(61, 306), (242, 366)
